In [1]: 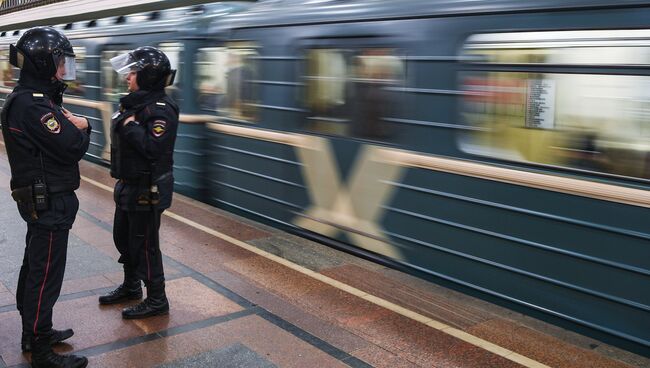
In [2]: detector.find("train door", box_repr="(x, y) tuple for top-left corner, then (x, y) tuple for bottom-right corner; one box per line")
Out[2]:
(195, 42), (267, 209)
(295, 37), (407, 255)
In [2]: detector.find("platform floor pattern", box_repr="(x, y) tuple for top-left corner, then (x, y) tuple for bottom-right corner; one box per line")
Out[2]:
(0, 143), (648, 368)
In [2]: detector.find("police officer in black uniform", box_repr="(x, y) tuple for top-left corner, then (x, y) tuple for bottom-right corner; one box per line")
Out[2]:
(0, 27), (90, 368)
(97, 47), (178, 319)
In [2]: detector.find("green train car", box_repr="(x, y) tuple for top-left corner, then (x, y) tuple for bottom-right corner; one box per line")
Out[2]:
(0, 0), (648, 355)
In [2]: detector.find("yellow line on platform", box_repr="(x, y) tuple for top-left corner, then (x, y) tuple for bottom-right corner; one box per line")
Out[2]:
(79, 173), (549, 368)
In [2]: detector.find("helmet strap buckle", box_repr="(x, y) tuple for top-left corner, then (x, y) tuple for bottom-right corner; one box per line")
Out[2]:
(165, 70), (177, 87)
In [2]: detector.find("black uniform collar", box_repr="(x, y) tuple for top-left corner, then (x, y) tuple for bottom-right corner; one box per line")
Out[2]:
(119, 89), (166, 111)
(17, 73), (67, 105)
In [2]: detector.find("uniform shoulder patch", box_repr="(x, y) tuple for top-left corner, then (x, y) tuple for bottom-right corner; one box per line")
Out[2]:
(151, 120), (167, 138)
(40, 112), (61, 134)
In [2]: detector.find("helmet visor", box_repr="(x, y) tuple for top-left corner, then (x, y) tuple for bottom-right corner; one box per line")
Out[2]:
(61, 55), (76, 81)
(52, 53), (77, 81)
(110, 52), (142, 76)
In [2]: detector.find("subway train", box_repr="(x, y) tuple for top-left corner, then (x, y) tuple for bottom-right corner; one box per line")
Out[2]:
(0, 0), (649, 355)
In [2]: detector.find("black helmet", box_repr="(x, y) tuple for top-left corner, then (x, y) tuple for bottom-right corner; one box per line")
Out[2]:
(10, 26), (76, 80)
(110, 46), (176, 91)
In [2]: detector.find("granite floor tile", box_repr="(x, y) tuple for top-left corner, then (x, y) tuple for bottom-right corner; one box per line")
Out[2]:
(71, 216), (116, 251)
(160, 226), (256, 275)
(378, 267), (511, 316)
(216, 315), (350, 368)
(300, 287), (393, 328)
(167, 200), (270, 242)
(321, 264), (489, 330)
(60, 275), (115, 296)
(0, 292), (14, 307)
(467, 319), (634, 368)
(88, 319), (236, 368)
(275, 234), (386, 272)
(90, 314), (351, 368)
(351, 345), (421, 368)
(127, 277), (243, 334)
(223, 255), (326, 301)
(0, 282), (8, 293)
(248, 236), (344, 272)
(102, 271), (126, 285)
(79, 160), (115, 184)
(156, 343), (277, 368)
(430, 340), (524, 368)
(60, 235), (123, 282)
(100, 263), (181, 287)
(208, 269), (371, 354)
(0, 310), (27, 366)
(350, 312), (473, 367)
(0, 277), (244, 366)
(163, 264), (183, 278)
(75, 188), (115, 225)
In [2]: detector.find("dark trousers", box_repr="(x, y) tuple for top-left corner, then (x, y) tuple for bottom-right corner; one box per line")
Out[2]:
(113, 208), (165, 285)
(16, 192), (78, 336)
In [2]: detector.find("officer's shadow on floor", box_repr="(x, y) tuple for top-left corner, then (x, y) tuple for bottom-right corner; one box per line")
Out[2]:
(97, 301), (172, 329)
(21, 343), (73, 360)
(49, 342), (73, 354)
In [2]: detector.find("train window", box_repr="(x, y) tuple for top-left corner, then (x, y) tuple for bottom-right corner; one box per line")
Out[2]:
(195, 43), (259, 122)
(157, 42), (183, 103)
(305, 49), (349, 135)
(0, 48), (17, 87)
(304, 48), (403, 140)
(461, 30), (650, 180)
(65, 47), (85, 97)
(101, 49), (130, 103)
(195, 47), (225, 113)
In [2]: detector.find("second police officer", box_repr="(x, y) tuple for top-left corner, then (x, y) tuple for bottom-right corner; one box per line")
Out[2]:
(98, 47), (179, 319)
(1, 27), (90, 368)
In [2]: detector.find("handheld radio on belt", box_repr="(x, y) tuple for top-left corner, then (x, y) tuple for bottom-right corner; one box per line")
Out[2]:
(34, 153), (49, 212)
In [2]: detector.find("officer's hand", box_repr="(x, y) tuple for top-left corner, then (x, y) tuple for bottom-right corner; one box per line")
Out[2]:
(62, 108), (89, 130)
(123, 115), (136, 126)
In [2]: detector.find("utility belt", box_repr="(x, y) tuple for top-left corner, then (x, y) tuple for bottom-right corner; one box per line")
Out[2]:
(11, 181), (48, 220)
(118, 171), (167, 207)
(118, 178), (139, 185)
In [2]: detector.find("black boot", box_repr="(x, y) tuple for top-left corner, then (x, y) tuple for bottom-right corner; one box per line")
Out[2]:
(98, 267), (142, 305)
(22, 328), (74, 352)
(122, 281), (169, 319)
(30, 336), (87, 368)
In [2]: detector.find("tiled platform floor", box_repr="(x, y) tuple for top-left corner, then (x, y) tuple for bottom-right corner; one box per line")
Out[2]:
(0, 147), (648, 367)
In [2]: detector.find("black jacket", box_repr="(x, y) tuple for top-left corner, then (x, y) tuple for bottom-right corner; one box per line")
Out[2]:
(1, 74), (91, 193)
(111, 89), (179, 211)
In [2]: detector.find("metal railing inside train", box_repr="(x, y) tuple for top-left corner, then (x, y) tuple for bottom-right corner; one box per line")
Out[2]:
(0, 0), (68, 15)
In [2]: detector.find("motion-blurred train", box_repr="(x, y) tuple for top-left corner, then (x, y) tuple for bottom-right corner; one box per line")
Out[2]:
(1, 0), (649, 355)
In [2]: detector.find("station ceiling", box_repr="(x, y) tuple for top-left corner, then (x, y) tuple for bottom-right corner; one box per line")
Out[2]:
(0, 0), (250, 31)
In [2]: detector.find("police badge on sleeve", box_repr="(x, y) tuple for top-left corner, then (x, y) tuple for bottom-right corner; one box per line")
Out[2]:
(40, 112), (61, 134)
(152, 120), (167, 137)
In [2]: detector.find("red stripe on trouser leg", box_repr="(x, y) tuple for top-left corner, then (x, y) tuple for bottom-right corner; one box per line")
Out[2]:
(145, 224), (151, 281)
(33, 231), (53, 335)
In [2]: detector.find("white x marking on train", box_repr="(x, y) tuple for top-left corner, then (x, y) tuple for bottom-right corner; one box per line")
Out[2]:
(293, 136), (406, 259)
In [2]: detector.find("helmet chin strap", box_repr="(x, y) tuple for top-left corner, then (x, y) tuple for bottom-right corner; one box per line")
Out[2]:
(165, 70), (177, 87)
(51, 80), (67, 105)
